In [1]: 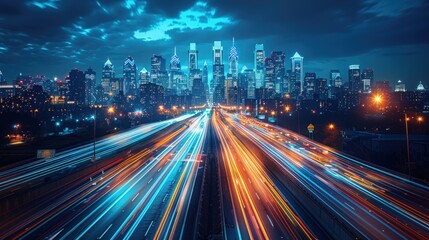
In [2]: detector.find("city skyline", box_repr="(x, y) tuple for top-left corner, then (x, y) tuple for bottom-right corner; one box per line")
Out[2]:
(0, 1), (428, 87)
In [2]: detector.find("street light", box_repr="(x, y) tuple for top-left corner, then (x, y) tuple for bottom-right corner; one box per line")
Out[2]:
(328, 123), (335, 130)
(92, 105), (102, 162)
(107, 106), (115, 114)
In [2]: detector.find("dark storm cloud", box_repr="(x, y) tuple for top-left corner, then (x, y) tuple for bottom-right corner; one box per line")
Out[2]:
(144, 0), (195, 17)
(0, 0), (428, 86)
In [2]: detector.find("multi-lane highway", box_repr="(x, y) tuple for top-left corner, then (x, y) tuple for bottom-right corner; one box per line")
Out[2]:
(0, 114), (193, 194)
(213, 111), (322, 239)
(1, 112), (208, 239)
(220, 110), (429, 239)
(1, 108), (428, 239)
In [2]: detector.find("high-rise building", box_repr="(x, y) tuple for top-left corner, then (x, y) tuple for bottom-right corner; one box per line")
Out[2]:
(139, 68), (150, 85)
(291, 52), (304, 95)
(123, 56), (137, 95)
(192, 76), (205, 106)
(151, 54), (168, 88)
(304, 72), (316, 99)
(0, 70), (6, 85)
(330, 70), (342, 99)
(202, 61), (209, 102)
(394, 80), (406, 92)
(271, 51), (285, 94)
(228, 38), (239, 79)
(243, 68), (255, 99)
(139, 82), (165, 116)
(264, 57), (275, 91)
(416, 81), (426, 91)
(84, 67), (96, 105)
(361, 68), (374, 93)
(101, 58), (114, 94)
(315, 78), (329, 100)
(68, 68), (85, 105)
(254, 44), (265, 89)
(348, 65), (361, 93)
(211, 41), (225, 102)
(188, 43), (198, 76)
(169, 47), (187, 95)
(330, 70), (342, 88)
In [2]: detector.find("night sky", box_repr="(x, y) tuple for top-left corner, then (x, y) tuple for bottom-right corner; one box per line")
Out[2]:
(0, 0), (428, 89)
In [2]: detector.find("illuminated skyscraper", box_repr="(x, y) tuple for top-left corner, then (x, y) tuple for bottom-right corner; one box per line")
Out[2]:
(169, 47), (187, 94)
(0, 70), (6, 85)
(68, 68), (85, 105)
(101, 58), (114, 94)
(84, 67), (96, 105)
(362, 68), (374, 93)
(212, 41), (225, 103)
(254, 44), (265, 88)
(394, 80), (406, 92)
(188, 43), (198, 75)
(291, 52), (304, 94)
(330, 70), (342, 88)
(304, 72), (316, 99)
(123, 56), (137, 95)
(202, 61), (209, 102)
(264, 57), (275, 91)
(151, 54), (168, 88)
(228, 37), (239, 79)
(348, 65), (361, 92)
(139, 68), (150, 85)
(271, 51), (285, 94)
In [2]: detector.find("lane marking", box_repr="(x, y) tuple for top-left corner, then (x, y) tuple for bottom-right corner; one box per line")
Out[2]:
(97, 224), (112, 239)
(48, 228), (63, 240)
(267, 214), (274, 227)
(132, 192), (140, 202)
(145, 221), (154, 237)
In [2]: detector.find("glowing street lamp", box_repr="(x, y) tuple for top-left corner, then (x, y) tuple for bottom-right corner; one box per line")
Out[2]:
(107, 107), (115, 114)
(328, 123), (335, 130)
(417, 116), (423, 123)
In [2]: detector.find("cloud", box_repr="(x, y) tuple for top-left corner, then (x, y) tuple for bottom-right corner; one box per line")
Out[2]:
(133, 1), (232, 41)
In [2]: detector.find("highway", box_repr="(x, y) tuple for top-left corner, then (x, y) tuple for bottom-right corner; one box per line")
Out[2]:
(0, 112), (208, 239)
(220, 111), (429, 239)
(1, 109), (428, 239)
(0, 114), (194, 194)
(213, 111), (322, 239)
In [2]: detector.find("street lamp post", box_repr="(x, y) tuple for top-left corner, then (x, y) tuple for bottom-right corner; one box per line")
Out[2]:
(404, 113), (411, 179)
(92, 105), (102, 162)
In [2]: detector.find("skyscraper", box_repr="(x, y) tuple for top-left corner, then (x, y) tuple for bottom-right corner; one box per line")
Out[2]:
(0, 69), (6, 85)
(212, 41), (225, 103)
(169, 47), (187, 95)
(348, 65), (361, 93)
(188, 43), (198, 75)
(362, 68), (374, 93)
(394, 80), (406, 92)
(101, 58), (114, 94)
(123, 56), (137, 95)
(151, 54), (168, 88)
(304, 72), (316, 99)
(139, 68), (150, 85)
(264, 57), (275, 91)
(291, 52), (304, 95)
(202, 61), (209, 102)
(228, 38), (239, 79)
(84, 67), (96, 105)
(330, 70), (342, 88)
(254, 44), (265, 89)
(68, 68), (85, 105)
(271, 51), (286, 94)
